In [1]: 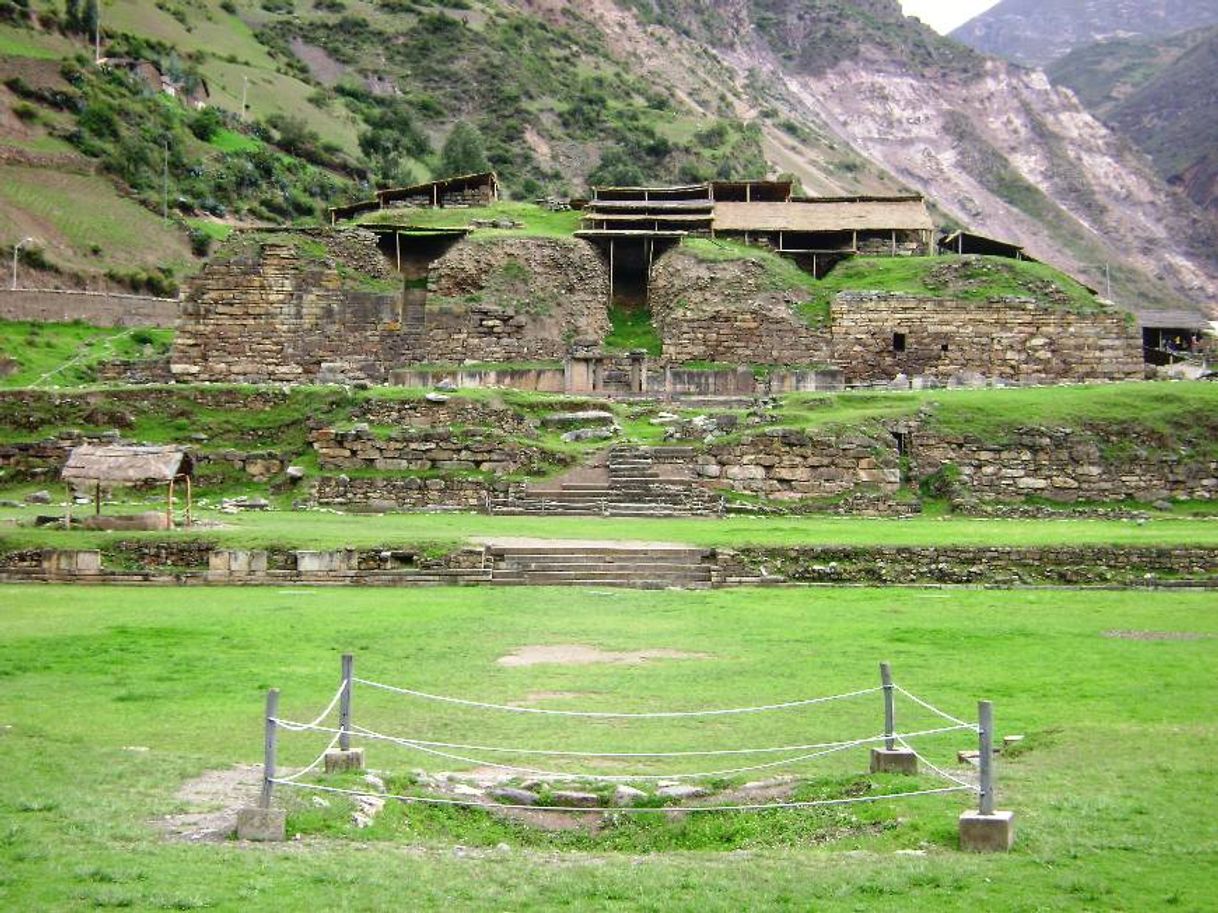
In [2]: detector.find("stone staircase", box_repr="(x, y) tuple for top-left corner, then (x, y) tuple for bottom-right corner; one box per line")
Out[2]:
(487, 542), (713, 588)
(490, 445), (723, 517)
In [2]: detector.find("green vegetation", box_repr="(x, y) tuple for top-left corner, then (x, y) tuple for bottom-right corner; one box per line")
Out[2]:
(361, 201), (582, 238)
(604, 303), (662, 355)
(806, 255), (1105, 318)
(0, 585), (1215, 908)
(0, 320), (173, 388)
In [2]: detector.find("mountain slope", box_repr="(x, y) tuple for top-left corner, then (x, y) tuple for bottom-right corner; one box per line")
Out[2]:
(2, 0), (1217, 320)
(951, 0), (1218, 67)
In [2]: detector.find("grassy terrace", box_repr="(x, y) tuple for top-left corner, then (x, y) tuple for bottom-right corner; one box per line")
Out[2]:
(2, 508), (1217, 553)
(1, 585), (1215, 910)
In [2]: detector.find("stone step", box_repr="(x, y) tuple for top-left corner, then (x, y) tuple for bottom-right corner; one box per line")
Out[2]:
(491, 571), (711, 586)
(490, 546), (707, 559)
(499, 561), (710, 574)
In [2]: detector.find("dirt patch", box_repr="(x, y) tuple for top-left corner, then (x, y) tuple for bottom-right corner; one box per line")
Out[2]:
(497, 644), (711, 667)
(1102, 630), (1212, 641)
(156, 764), (262, 842)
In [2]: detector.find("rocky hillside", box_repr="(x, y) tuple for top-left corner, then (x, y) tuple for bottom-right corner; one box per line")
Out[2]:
(2, 0), (1217, 319)
(1050, 26), (1218, 214)
(951, 0), (1218, 67)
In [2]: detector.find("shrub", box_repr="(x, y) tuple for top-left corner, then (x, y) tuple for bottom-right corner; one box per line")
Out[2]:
(188, 106), (223, 142)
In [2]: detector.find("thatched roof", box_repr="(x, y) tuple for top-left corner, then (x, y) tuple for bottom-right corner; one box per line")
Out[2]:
(377, 172), (499, 206)
(62, 446), (192, 485)
(714, 198), (934, 233)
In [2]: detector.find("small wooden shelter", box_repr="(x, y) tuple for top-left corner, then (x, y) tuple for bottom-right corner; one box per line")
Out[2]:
(61, 445), (194, 528)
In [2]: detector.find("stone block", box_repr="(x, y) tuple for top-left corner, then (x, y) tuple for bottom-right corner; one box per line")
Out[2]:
(324, 748), (365, 773)
(959, 810), (1015, 852)
(870, 748), (918, 775)
(237, 806), (286, 842)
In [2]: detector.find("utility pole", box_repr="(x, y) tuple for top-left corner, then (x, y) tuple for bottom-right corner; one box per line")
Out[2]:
(241, 75), (249, 122)
(11, 237), (33, 290)
(163, 140), (170, 222)
(1104, 261), (1111, 300)
(94, 0), (101, 64)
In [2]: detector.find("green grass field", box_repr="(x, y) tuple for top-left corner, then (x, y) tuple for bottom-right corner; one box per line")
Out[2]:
(0, 585), (1214, 910)
(0, 321), (173, 389)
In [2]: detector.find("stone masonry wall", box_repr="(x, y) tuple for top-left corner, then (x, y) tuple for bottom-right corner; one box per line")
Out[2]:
(697, 427), (901, 500)
(650, 249), (831, 365)
(0, 289), (178, 327)
(830, 293), (1143, 384)
(172, 241), (402, 383)
(311, 427), (553, 475)
(911, 428), (1218, 502)
(173, 233), (611, 381)
(311, 476), (498, 510)
(425, 237), (610, 363)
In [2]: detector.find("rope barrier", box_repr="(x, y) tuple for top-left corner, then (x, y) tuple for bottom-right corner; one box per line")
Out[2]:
(275, 732), (343, 784)
(894, 685), (977, 730)
(271, 718), (973, 761)
(894, 735), (978, 792)
(269, 779), (974, 814)
(353, 677), (882, 719)
(344, 723), (873, 781)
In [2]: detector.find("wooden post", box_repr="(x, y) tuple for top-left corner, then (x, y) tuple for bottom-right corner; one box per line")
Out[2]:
(881, 662), (895, 751)
(608, 239), (615, 306)
(891, 230), (897, 256)
(260, 688), (279, 809)
(395, 231), (401, 273)
(184, 475), (193, 527)
(978, 700), (995, 815)
(339, 653), (353, 753)
(166, 478), (175, 530)
(852, 230), (858, 252)
(65, 484), (72, 530)
(94, 481), (101, 517)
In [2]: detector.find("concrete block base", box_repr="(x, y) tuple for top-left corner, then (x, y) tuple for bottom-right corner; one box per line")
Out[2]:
(870, 748), (918, 775)
(237, 807), (286, 842)
(959, 810), (1015, 852)
(324, 748), (365, 773)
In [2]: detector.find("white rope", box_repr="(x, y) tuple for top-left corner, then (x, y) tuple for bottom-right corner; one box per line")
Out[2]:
(894, 735), (978, 791)
(894, 685), (977, 730)
(272, 720), (973, 760)
(345, 723), (872, 781)
(270, 779), (973, 814)
(276, 732), (343, 784)
(353, 677), (881, 719)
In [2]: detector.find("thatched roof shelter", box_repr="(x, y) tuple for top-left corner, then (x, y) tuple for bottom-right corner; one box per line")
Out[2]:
(713, 196), (934, 233)
(62, 445), (193, 485)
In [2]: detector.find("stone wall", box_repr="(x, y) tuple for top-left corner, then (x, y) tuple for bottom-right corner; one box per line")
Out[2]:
(698, 427), (901, 500)
(311, 427), (552, 475)
(649, 248), (831, 365)
(425, 237), (610, 363)
(172, 240), (402, 383)
(172, 233), (611, 382)
(715, 546), (1218, 587)
(0, 289), (178, 327)
(311, 476), (498, 511)
(911, 428), (1218, 502)
(829, 293), (1144, 384)
(351, 397), (538, 437)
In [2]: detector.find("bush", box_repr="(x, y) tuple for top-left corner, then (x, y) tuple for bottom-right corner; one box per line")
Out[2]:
(189, 106), (223, 142)
(11, 101), (38, 122)
(188, 229), (212, 257)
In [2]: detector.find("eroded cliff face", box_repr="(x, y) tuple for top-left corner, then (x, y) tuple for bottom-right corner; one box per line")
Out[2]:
(593, 0), (1218, 318)
(767, 56), (1218, 317)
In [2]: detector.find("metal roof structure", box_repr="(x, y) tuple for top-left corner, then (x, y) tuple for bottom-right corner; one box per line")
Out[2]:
(62, 446), (193, 485)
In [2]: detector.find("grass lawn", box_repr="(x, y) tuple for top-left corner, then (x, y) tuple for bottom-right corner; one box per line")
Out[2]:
(0, 585), (1214, 910)
(3, 504), (1218, 553)
(0, 321), (173, 389)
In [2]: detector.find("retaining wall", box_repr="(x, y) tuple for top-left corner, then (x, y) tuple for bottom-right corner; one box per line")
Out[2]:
(0, 288), (178, 327)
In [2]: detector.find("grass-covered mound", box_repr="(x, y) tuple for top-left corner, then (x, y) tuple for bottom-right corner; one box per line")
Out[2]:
(805, 254), (1108, 319)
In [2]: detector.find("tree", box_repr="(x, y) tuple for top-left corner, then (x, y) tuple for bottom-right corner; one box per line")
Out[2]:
(437, 121), (489, 178)
(82, 0), (98, 40)
(63, 0), (80, 32)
